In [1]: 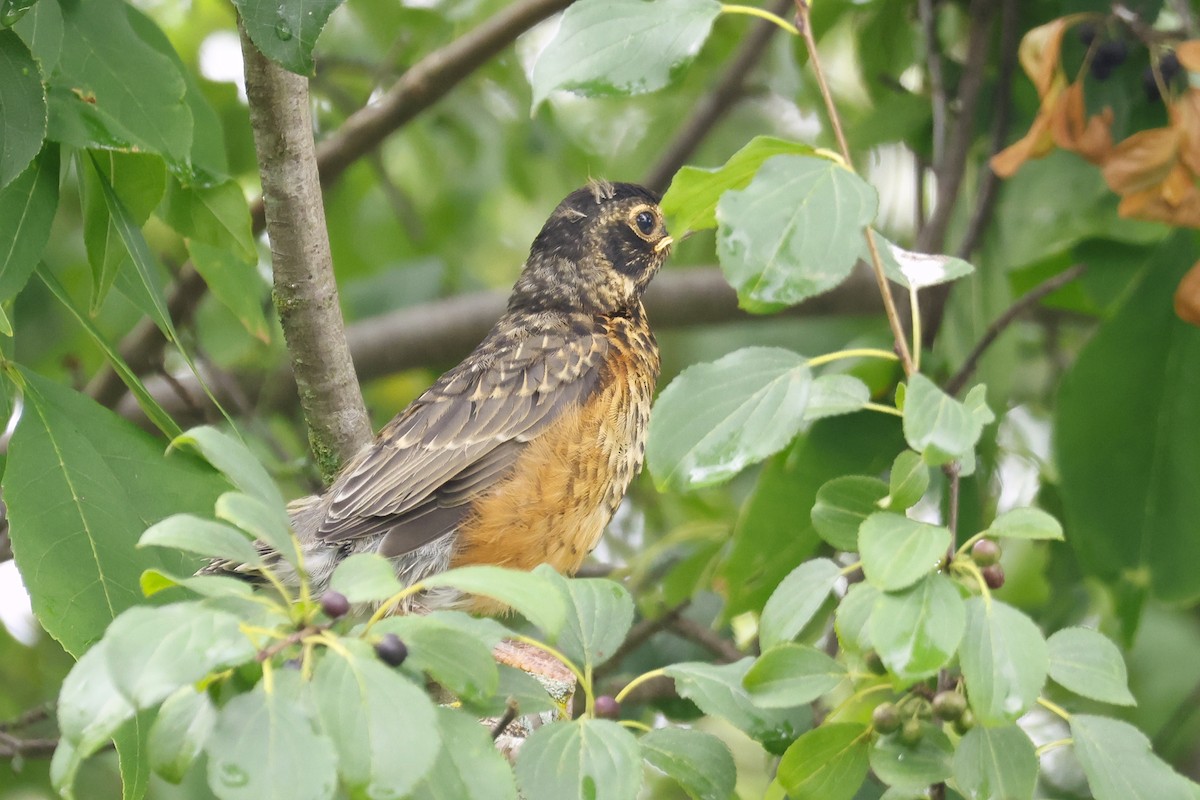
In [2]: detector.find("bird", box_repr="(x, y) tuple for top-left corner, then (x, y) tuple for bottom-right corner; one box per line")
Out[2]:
(209, 180), (672, 613)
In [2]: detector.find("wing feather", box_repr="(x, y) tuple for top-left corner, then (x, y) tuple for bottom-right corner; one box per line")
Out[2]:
(314, 321), (610, 556)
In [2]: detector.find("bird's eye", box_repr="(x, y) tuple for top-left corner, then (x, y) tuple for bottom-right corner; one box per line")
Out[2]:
(635, 211), (655, 235)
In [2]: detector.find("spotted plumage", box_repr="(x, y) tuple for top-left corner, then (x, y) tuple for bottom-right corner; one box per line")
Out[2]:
(209, 180), (671, 612)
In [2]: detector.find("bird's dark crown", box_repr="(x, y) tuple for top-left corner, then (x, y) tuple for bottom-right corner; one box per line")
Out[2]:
(508, 180), (672, 318)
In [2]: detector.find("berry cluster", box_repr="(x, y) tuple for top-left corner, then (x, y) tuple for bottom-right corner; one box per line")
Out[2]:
(1078, 21), (1183, 103)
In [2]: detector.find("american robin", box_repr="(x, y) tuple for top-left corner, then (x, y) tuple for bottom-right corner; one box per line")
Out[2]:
(213, 180), (671, 612)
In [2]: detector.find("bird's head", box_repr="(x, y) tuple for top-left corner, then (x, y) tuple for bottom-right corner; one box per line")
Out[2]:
(510, 180), (672, 317)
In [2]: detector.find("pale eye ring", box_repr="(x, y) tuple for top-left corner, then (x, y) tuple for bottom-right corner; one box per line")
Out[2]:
(635, 211), (655, 235)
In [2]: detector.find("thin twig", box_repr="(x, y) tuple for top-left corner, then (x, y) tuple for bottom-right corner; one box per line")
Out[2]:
(918, 0), (947, 168)
(490, 701), (520, 739)
(0, 731), (60, 759)
(956, 0), (1020, 260)
(667, 615), (743, 664)
(944, 264), (1086, 396)
(794, 1), (915, 374)
(596, 603), (689, 678)
(642, 0), (792, 193)
(0, 704), (52, 733)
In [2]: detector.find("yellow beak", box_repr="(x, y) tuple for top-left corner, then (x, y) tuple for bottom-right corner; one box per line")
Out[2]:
(654, 236), (674, 253)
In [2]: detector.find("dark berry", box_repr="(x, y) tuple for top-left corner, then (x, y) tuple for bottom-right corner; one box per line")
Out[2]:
(865, 650), (887, 675)
(375, 633), (408, 666)
(900, 717), (924, 746)
(932, 691), (967, 722)
(1143, 66), (1163, 102)
(320, 590), (350, 619)
(1096, 38), (1129, 68)
(594, 695), (621, 719)
(1161, 51), (1181, 82)
(873, 702), (902, 734)
(982, 564), (1006, 590)
(954, 708), (977, 735)
(1090, 59), (1115, 81)
(971, 539), (1001, 567)
(1076, 22), (1097, 47)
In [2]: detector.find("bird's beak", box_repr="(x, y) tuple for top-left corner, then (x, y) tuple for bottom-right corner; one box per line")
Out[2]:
(654, 236), (674, 253)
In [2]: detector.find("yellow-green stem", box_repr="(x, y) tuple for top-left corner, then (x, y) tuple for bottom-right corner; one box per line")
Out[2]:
(509, 634), (594, 712)
(955, 559), (992, 606)
(615, 667), (668, 705)
(363, 582), (428, 632)
(826, 682), (893, 722)
(1036, 737), (1073, 756)
(909, 287), (922, 373)
(720, 4), (799, 35)
(864, 402), (904, 418)
(619, 719), (654, 733)
(1037, 696), (1072, 721)
(806, 348), (900, 368)
(839, 560), (863, 576)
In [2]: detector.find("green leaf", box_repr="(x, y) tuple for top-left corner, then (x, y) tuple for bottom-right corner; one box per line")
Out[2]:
(215, 491), (296, 568)
(5, 368), (227, 656)
(952, 724), (1037, 800)
(36, 263), (181, 438)
(233, 0), (344, 76)
(530, 0), (721, 107)
(188, 239), (271, 343)
(1057, 236), (1200, 603)
(48, 0), (191, 165)
(1071, 714), (1197, 800)
(408, 707), (519, 800)
(835, 582), (878, 652)
(960, 598), (1047, 725)
(647, 347), (811, 491)
(665, 659), (811, 755)
(875, 233), (974, 290)
(139, 514), (263, 568)
(1047, 627), (1135, 706)
(0, 141), (57, 302)
(858, 512), (951, 591)
(515, 718), (641, 800)
(742, 644), (846, 708)
(868, 573), (964, 682)
(804, 374), (871, 421)
(811, 475), (889, 551)
(206, 680), (338, 800)
(328, 552), (402, 604)
(869, 723), (953, 789)
(372, 614), (499, 705)
(171, 426), (285, 510)
(102, 604), (256, 708)
(759, 557), (841, 650)
(115, 711), (152, 800)
(902, 374), (993, 465)
(986, 507), (1064, 541)
(0, 28), (46, 189)
(140, 568), (253, 600)
(661, 136), (814, 232)
(887, 450), (929, 510)
(149, 687), (216, 784)
(311, 641), (440, 798)
(79, 150), (165, 311)
(543, 569), (634, 670)
(52, 639), (136, 795)
(422, 564), (566, 637)
(0, 0), (41, 29)
(161, 176), (256, 261)
(640, 727), (736, 800)
(716, 155), (877, 310)
(776, 723), (869, 800)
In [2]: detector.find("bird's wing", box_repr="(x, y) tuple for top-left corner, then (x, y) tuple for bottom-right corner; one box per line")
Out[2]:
(314, 324), (610, 557)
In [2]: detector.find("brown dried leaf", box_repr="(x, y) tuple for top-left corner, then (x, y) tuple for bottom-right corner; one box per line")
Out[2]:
(1050, 81), (1113, 163)
(1102, 126), (1181, 195)
(1019, 18), (1071, 96)
(1116, 181), (1200, 227)
(1175, 41), (1200, 73)
(1175, 260), (1200, 326)
(1173, 89), (1200, 176)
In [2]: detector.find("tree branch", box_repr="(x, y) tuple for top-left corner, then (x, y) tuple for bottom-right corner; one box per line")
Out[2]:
(240, 23), (372, 478)
(944, 264), (1086, 396)
(116, 267), (884, 426)
(642, 0), (792, 194)
(89, 0), (574, 410)
(918, 0), (947, 170)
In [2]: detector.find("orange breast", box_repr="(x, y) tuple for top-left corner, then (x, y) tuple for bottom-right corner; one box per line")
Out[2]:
(449, 315), (658, 610)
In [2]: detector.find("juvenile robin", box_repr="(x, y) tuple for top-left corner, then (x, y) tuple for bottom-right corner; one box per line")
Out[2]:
(213, 180), (671, 612)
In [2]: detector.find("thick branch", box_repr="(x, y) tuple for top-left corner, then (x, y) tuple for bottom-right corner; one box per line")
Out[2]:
(240, 25), (372, 478)
(90, 0), (573, 409)
(118, 267), (884, 426)
(642, 0), (792, 193)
